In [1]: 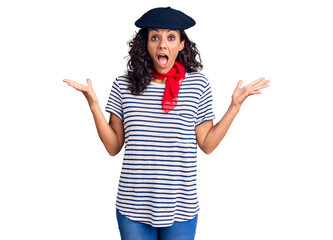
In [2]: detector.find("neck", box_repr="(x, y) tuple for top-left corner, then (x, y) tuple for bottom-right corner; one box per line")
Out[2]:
(151, 77), (167, 84)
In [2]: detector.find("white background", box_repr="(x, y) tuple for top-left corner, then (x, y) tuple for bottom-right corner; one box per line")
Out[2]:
(1, 0), (332, 239)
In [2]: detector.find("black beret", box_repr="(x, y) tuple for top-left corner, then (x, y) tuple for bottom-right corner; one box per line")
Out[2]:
(135, 7), (196, 30)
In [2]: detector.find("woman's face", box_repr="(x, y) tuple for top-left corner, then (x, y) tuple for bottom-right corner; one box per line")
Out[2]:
(147, 28), (185, 74)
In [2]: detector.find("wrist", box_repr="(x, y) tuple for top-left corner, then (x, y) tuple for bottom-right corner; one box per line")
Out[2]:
(229, 102), (241, 112)
(89, 101), (100, 111)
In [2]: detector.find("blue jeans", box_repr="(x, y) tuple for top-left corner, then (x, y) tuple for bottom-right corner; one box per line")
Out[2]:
(116, 209), (198, 240)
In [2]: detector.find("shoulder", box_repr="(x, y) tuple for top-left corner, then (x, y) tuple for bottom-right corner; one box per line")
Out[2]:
(107, 75), (130, 97)
(185, 72), (210, 85)
(110, 75), (130, 92)
(115, 74), (130, 85)
(185, 72), (211, 92)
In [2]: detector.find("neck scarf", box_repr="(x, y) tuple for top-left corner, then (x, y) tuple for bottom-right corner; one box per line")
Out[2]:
(152, 61), (185, 113)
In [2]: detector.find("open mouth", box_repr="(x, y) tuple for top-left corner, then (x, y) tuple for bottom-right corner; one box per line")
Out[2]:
(157, 55), (169, 67)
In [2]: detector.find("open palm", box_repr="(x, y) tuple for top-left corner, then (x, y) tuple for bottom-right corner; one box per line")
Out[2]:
(63, 78), (99, 106)
(232, 77), (270, 108)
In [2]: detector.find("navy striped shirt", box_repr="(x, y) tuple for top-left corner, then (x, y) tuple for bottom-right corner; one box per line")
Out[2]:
(105, 72), (216, 227)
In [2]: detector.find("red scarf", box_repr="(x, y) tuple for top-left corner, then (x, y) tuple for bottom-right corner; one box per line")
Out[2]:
(152, 61), (185, 113)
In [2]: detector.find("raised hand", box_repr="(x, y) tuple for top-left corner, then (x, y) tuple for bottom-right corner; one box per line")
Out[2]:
(231, 77), (270, 109)
(63, 78), (99, 107)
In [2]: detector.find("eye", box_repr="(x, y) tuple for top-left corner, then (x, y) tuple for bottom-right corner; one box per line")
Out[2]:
(151, 35), (158, 41)
(168, 35), (176, 41)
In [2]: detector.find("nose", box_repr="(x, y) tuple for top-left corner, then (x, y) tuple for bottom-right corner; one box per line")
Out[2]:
(158, 38), (167, 49)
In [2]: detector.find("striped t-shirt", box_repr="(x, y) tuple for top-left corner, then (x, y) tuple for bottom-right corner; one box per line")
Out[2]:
(105, 72), (216, 227)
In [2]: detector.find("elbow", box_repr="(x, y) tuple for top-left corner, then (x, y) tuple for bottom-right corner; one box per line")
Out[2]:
(106, 141), (123, 157)
(202, 146), (214, 155)
(107, 147), (120, 157)
(199, 142), (213, 155)
(204, 149), (213, 155)
(202, 141), (221, 155)
(109, 151), (117, 157)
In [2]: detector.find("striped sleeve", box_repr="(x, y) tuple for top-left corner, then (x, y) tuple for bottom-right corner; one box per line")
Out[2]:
(195, 79), (216, 127)
(105, 78), (123, 121)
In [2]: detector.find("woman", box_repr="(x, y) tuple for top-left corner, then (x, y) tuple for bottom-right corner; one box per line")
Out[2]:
(63, 6), (270, 240)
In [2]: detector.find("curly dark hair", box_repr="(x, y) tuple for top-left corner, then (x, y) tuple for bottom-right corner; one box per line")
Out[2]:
(126, 28), (203, 95)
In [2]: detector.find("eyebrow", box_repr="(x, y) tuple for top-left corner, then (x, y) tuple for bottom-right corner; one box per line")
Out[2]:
(149, 29), (177, 33)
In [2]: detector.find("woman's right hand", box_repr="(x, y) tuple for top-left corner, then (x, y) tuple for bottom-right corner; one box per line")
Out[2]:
(63, 78), (99, 107)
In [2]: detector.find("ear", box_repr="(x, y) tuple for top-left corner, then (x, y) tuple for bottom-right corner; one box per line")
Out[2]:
(179, 40), (185, 52)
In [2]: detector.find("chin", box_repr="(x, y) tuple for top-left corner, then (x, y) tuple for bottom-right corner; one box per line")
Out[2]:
(154, 64), (172, 74)
(157, 69), (169, 74)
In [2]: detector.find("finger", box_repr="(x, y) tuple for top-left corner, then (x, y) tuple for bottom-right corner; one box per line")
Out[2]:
(249, 77), (265, 86)
(251, 83), (270, 91)
(63, 79), (85, 91)
(63, 79), (72, 83)
(63, 79), (75, 83)
(252, 83), (269, 90)
(260, 80), (270, 85)
(86, 78), (92, 87)
(65, 79), (77, 87)
(63, 79), (75, 86)
(236, 80), (243, 89)
(249, 90), (262, 95)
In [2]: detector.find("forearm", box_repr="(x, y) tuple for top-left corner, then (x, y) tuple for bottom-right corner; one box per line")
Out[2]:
(204, 103), (240, 154)
(89, 103), (121, 156)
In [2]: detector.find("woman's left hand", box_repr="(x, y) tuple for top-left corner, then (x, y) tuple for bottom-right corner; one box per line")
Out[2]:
(231, 77), (270, 109)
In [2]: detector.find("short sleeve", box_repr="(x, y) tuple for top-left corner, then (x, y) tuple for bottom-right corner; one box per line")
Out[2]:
(105, 78), (123, 121)
(195, 80), (216, 127)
